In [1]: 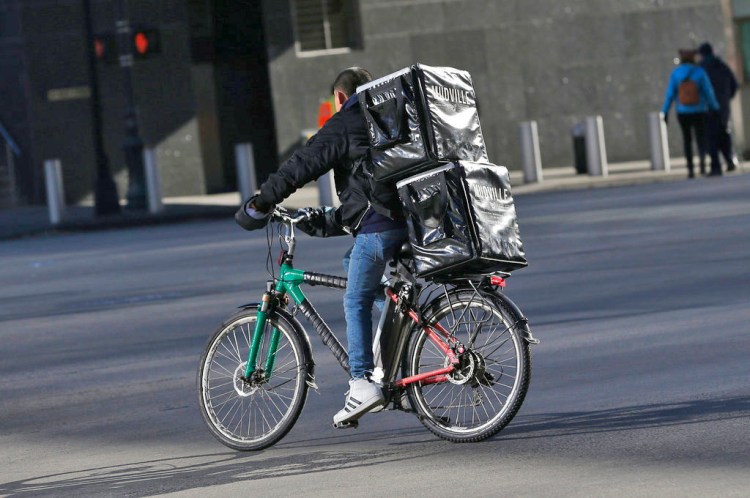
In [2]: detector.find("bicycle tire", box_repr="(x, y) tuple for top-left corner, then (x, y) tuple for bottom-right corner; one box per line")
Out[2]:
(197, 307), (311, 451)
(405, 289), (531, 443)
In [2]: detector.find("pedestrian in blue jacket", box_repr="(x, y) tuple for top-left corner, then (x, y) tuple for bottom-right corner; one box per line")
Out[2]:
(662, 49), (720, 178)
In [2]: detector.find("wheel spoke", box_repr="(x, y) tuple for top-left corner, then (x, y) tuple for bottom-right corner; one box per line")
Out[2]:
(199, 312), (308, 449)
(209, 360), (236, 379)
(229, 329), (242, 361)
(408, 292), (529, 439)
(215, 347), (241, 366)
(477, 338), (513, 359)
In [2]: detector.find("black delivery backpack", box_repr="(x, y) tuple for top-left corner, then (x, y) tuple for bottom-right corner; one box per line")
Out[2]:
(357, 64), (488, 182)
(396, 161), (527, 279)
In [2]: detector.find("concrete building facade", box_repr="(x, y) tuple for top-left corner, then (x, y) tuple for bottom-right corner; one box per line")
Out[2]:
(1, 0), (746, 208)
(264, 0), (737, 172)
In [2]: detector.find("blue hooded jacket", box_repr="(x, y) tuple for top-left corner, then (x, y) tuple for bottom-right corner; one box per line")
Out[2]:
(662, 63), (720, 116)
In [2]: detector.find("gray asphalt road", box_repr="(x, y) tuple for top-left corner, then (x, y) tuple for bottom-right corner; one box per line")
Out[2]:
(1, 176), (749, 497)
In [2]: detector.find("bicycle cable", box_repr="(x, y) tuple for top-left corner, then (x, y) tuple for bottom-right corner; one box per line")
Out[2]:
(264, 221), (276, 282)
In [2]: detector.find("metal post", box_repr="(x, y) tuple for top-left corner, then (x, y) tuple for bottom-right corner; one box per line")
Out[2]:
(584, 115), (608, 176)
(519, 121), (543, 183)
(116, 0), (146, 210)
(143, 148), (163, 213)
(235, 143), (257, 201)
(648, 112), (670, 171)
(44, 159), (65, 225)
(6, 144), (18, 206)
(82, 0), (121, 216)
(317, 170), (340, 207)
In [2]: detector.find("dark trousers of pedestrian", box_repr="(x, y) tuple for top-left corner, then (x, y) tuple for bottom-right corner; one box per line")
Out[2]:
(706, 109), (737, 175)
(677, 112), (707, 177)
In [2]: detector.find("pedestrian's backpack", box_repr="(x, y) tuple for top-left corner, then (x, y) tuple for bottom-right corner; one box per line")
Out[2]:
(678, 68), (700, 105)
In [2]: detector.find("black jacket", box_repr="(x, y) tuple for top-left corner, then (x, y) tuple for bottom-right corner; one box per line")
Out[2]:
(252, 96), (401, 234)
(701, 55), (738, 109)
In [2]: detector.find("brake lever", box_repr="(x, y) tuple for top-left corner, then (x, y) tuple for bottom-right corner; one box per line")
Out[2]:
(273, 207), (311, 225)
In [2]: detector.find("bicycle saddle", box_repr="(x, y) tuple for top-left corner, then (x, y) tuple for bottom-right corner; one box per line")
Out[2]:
(390, 242), (416, 276)
(397, 242), (413, 258)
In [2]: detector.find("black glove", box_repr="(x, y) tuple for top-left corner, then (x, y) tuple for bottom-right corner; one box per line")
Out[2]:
(252, 195), (273, 213)
(235, 195), (273, 231)
(663, 113), (668, 125)
(296, 206), (347, 237)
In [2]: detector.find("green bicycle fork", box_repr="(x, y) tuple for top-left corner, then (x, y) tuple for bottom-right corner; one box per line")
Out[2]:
(243, 266), (306, 380)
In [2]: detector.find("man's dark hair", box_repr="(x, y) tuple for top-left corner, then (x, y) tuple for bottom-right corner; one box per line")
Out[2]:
(331, 67), (373, 97)
(698, 42), (714, 57)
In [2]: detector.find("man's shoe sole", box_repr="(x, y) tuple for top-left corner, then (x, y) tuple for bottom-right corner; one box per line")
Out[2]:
(333, 395), (385, 424)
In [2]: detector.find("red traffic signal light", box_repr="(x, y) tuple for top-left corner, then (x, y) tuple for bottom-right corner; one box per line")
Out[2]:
(93, 33), (117, 64)
(132, 29), (160, 58)
(95, 38), (105, 58)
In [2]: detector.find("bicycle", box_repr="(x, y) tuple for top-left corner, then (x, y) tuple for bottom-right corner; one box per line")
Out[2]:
(197, 206), (539, 451)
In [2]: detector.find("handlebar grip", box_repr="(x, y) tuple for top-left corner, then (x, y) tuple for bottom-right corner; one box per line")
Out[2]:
(303, 272), (348, 289)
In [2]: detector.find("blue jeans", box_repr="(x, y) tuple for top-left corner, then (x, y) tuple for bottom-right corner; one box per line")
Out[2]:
(343, 228), (407, 379)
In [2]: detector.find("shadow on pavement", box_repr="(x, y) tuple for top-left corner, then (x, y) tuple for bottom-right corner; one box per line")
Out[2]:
(2, 396), (748, 496)
(0, 445), (426, 497)
(505, 395), (750, 440)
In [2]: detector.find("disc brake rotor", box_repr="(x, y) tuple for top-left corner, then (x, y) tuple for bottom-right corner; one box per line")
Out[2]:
(444, 351), (476, 385)
(233, 363), (261, 396)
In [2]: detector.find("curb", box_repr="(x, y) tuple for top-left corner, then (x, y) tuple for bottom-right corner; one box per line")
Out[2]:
(2, 163), (746, 241)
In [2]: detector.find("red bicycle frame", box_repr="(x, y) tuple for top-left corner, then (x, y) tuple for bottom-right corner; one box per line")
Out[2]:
(382, 288), (459, 389)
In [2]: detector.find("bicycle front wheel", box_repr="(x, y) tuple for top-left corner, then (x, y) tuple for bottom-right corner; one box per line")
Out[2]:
(197, 307), (311, 451)
(406, 289), (531, 443)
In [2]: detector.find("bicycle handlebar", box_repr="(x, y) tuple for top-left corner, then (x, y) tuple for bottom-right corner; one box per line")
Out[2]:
(271, 206), (313, 226)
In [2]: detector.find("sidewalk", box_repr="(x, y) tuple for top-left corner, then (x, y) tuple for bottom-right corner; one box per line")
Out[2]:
(1, 158), (744, 241)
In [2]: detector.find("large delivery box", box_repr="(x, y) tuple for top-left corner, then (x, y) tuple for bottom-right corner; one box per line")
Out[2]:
(396, 161), (527, 279)
(357, 64), (488, 182)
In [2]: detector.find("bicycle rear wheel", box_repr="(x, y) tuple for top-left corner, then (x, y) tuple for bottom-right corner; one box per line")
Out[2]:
(197, 307), (311, 451)
(406, 289), (531, 442)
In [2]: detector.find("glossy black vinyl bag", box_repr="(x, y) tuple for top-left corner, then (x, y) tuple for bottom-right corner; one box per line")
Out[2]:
(357, 64), (488, 183)
(397, 161), (527, 279)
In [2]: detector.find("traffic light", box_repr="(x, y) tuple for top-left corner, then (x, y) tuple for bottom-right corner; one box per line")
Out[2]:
(93, 33), (117, 64)
(132, 28), (161, 59)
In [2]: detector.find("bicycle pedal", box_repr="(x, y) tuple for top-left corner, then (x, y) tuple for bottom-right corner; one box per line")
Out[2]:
(368, 400), (388, 413)
(333, 420), (359, 429)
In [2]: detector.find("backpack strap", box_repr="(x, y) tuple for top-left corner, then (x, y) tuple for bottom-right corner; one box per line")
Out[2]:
(370, 200), (403, 220)
(350, 153), (405, 221)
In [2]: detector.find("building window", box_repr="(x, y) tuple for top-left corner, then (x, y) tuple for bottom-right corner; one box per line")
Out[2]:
(292, 0), (359, 55)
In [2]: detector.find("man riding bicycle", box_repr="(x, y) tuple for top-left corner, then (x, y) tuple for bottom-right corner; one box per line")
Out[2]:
(235, 67), (407, 425)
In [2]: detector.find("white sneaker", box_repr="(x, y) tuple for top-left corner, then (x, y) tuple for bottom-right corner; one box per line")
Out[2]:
(333, 378), (385, 425)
